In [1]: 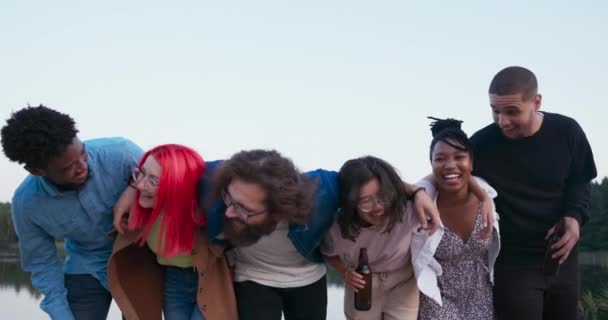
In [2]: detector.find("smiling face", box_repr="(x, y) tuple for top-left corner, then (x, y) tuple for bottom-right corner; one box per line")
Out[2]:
(36, 137), (89, 189)
(431, 139), (473, 194)
(356, 178), (388, 227)
(490, 93), (542, 139)
(223, 178), (278, 246)
(135, 155), (162, 208)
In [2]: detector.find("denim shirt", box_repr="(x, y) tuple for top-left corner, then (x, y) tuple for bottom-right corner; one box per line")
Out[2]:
(201, 161), (340, 263)
(10, 137), (143, 320)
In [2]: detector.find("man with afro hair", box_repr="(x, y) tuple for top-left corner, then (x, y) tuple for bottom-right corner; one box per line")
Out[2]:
(1, 105), (143, 320)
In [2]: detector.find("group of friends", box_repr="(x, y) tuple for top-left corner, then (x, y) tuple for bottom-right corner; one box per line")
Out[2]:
(1, 66), (598, 320)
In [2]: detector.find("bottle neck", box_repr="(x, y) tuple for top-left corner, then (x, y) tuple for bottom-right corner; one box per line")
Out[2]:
(359, 248), (368, 265)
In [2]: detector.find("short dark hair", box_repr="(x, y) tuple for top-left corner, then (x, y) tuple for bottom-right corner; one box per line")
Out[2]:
(337, 156), (409, 241)
(489, 66), (538, 100)
(213, 149), (315, 224)
(428, 117), (473, 160)
(1, 105), (78, 169)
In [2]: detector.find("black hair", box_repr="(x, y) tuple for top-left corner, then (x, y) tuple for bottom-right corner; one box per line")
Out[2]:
(428, 116), (473, 160)
(489, 66), (538, 100)
(337, 156), (409, 241)
(1, 105), (78, 169)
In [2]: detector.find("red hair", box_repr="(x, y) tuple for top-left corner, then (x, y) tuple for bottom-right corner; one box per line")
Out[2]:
(128, 144), (206, 257)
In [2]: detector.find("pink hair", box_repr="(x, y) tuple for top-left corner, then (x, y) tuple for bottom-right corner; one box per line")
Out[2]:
(128, 144), (206, 257)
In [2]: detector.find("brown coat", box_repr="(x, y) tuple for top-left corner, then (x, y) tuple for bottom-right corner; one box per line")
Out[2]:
(108, 229), (238, 320)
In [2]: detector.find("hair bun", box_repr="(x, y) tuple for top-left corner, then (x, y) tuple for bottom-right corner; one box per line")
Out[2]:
(427, 117), (464, 138)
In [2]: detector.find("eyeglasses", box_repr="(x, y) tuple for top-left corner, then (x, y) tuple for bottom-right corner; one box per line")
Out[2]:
(222, 190), (267, 222)
(357, 194), (392, 213)
(131, 168), (160, 192)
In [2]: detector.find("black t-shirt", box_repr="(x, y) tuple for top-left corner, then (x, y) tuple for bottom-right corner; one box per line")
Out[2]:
(471, 112), (597, 266)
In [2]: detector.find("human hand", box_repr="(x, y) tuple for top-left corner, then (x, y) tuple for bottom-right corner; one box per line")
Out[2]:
(113, 186), (136, 234)
(413, 190), (441, 235)
(546, 217), (580, 264)
(343, 268), (366, 292)
(478, 200), (494, 239)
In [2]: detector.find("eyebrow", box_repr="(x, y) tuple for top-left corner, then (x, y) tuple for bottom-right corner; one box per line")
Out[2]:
(358, 193), (380, 200)
(237, 201), (261, 213)
(227, 190), (264, 213)
(62, 143), (87, 170)
(140, 167), (160, 180)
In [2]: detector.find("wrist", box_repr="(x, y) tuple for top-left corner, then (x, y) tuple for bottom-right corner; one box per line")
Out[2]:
(563, 214), (582, 228)
(408, 187), (426, 201)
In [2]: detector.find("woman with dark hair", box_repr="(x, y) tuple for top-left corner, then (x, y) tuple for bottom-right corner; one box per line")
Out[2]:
(108, 144), (237, 320)
(321, 156), (420, 320)
(414, 118), (500, 320)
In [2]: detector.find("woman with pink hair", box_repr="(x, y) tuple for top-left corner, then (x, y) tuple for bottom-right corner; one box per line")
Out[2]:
(108, 144), (237, 320)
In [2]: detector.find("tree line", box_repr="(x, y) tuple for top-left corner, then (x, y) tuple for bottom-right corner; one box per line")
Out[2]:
(1, 177), (608, 250)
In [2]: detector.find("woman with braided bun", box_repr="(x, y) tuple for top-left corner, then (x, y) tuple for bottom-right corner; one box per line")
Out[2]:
(414, 117), (501, 320)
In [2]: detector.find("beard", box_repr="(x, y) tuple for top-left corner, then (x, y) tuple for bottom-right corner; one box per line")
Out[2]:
(223, 216), (278, 247)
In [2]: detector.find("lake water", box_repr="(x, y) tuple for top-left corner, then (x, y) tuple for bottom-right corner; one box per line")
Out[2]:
(0, 251), (344, 319)
(1, 251), (606, 319)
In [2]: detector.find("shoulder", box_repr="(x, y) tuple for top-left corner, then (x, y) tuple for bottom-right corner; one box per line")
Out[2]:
(470, 123), (501, 147)
(85, 137), (143, 159)
(11, 179), (40, 224)
(308, 169), (339, 198)
(306, 169), (338, 181)
(306, 169), (338, 185)
(12, 176), (44, 212)
(198, 160), (224, 200)
(306, 169), (339, 195)
(204, 160), (224, 176)
(85, 137), (138, 149)
(542, 112), (584, 133)
(473, 176), (497, 199)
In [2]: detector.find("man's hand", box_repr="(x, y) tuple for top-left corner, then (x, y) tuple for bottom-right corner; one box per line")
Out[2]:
(478, 200), (494, 239)
(468, 176), (494, 239)
(546, 216), (580, 264)
(113, 187), (136, 234)
(413, 190), (441, 235)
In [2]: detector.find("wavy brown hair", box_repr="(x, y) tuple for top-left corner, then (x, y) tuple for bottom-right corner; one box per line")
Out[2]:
(213, 149), (315, 224)
(338, 156), (409, 241)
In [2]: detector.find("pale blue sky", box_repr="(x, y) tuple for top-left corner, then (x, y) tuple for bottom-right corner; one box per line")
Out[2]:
(1, 1), (606, 201)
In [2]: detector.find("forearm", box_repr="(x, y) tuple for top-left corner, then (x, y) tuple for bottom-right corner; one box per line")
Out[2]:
(28, 254), (74, 319)
(469, 176), (490, 202)
(39, 284), (75, 320)
(324, 255), (349, 275)
(403, 182), (416, 196)
(11, 201), (75, 319)
(563, 182), (592, 226)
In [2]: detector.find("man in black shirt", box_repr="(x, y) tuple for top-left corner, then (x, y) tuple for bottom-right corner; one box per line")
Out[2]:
(471, 66), (597, 320)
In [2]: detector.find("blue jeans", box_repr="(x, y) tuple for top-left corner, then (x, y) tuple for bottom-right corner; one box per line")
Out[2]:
(64, 274), (112, 320)
(164, 266), (206, 320)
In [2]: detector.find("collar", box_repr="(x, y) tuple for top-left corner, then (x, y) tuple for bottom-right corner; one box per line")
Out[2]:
(38, 164), (95, 197)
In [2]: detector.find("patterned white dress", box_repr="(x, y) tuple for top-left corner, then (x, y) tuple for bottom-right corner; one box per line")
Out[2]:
(418, 210), (495, 320)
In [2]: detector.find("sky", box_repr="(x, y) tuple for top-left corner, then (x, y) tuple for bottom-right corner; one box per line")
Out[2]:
(1, 1), (607, 202)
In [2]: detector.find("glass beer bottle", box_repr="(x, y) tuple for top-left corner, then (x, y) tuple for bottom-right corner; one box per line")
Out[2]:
(354, 248), (372, 311)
